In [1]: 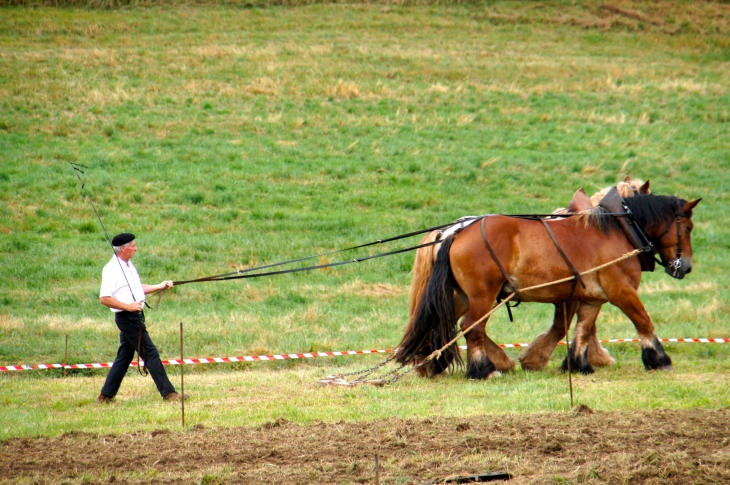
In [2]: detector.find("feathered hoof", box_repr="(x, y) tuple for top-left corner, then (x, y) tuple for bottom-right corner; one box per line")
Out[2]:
(641, 338), (672, 370)
(560, 348), (594, 375)
(466, 357), (497, 380)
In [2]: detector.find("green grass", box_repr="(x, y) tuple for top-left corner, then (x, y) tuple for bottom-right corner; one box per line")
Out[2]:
(1, 1), (729, 440)
(2, 351), (729, 440)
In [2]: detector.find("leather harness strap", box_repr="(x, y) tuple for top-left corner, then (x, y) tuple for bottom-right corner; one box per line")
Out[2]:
(480, 217), (519, 296)
(599, 187), (656, 272)
(540, 218), (586, 300)
(480, 215), (588, 309)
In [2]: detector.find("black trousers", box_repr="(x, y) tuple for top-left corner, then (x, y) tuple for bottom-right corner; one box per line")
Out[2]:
(100, 311), (176, 398)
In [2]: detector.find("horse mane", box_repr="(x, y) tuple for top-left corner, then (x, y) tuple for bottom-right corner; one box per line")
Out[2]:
(578, 194), (687, 234)
(624, 194), (689, 230)
(589, 179), (647, 206)
(576, 206), (619, 233)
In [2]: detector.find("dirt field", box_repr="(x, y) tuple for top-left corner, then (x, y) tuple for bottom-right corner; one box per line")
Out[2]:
(2, 408), (729, 484)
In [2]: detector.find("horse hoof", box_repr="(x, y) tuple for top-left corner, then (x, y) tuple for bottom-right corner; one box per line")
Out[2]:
(466, 358), (498, 380)
(579, 366), (595, 375)
(519, 363), (547, 372)
(560, 356), (594, 375)
(488, 370), (502, 379)
(641, 354), (672, 370)
(641, 338), (672, 370)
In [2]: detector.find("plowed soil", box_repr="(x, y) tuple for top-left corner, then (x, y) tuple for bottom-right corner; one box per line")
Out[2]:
(2, 408), (729, 484)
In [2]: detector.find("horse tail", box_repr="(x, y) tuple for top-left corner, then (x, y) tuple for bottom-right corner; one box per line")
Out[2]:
(396, 234), (462, 374)
(407, 230), (440, 318)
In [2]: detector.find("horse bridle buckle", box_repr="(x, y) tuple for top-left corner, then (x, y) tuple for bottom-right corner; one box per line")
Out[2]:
(669, 258), (682, 277)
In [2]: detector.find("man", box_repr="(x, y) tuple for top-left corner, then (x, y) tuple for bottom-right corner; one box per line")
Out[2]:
(96, 233), (185, 403)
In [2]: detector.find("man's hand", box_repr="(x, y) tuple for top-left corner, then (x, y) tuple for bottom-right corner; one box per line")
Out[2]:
(100, 296), (144, 312)
(142, 281), (174, 295)
(127, 301), (144, 312)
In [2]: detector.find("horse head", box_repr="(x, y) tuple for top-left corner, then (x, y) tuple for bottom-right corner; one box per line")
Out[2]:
(621, 194), (701, 279)
(652, 198), (702, 279)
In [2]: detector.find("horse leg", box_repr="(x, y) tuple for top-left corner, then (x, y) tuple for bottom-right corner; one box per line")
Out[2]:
(583, 314), (616, 367)
(519, 302), (578, 371)
(461, 295), (515, 378)
(609, 292), (672, 370)
(560, 303), (602, 374)
(462, 323), (500, 379)
(483, 334), (516, 372)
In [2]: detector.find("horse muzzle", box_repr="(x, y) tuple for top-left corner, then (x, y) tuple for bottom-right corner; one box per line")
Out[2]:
(664, 258), (690, 279)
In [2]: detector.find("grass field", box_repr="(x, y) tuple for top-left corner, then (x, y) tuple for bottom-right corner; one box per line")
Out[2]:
(1, 1), (729, 443)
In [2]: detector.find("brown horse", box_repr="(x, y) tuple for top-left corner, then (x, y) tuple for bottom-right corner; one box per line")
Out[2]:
(397, 193), (701, 379)
(520, 180), (653, 373)
(406, 178), (650, 375)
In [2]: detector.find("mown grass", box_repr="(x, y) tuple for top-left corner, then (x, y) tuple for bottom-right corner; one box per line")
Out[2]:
(1, 1), (729, 439)
(2, 352), (729, 441)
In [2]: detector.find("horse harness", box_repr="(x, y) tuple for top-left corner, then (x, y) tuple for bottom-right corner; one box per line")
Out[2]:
(478, 216), (587, 312)
(475, 185), (689, 319)
(600, 187), (687, 278)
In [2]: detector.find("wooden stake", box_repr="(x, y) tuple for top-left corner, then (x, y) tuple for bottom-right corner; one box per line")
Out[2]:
(180, 321), (185, 428)
(63, 334), (68, 378)
(563, 302), (574, 408)
(375, 454), (380, 485)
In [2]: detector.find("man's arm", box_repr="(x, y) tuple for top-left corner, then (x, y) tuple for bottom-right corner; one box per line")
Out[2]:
(100, 296), (144, 312)
(141, 281), (174, 295)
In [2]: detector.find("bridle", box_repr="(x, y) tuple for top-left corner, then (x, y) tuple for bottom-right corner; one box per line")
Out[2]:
(625, 199), (687, 278)
(653, 200), (687, 278)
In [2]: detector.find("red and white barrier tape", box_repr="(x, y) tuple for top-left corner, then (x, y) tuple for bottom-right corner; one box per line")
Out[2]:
(1, 338), (727, 372)
(0, 349), (390, 372)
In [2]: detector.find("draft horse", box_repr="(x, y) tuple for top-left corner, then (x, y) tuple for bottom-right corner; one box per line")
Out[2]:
(396, 193), (701, 379)
(407, 178), (650, 375)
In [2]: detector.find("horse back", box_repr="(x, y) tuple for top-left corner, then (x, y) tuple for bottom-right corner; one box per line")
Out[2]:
(448, 215), (641, 303)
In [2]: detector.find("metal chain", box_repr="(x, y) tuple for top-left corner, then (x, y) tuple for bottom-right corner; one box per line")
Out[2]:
(382, 363), (416, 384)
(332, 353), (397, 380)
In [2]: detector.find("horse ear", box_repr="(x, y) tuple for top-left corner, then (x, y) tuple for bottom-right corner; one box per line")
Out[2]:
(639, 180), (650, 194)
(624, 175), (631, 182)
(682, 198), (702, 213)
(568, 188), (592, 212)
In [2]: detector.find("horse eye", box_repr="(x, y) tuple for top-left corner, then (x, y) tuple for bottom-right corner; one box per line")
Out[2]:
(685, 227), (692, 234)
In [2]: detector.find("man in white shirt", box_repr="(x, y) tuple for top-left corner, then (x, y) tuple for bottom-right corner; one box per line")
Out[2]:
(96, 233), (184, 403)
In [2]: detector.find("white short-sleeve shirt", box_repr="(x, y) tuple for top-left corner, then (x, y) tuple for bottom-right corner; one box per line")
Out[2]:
(99, 255), (145, 312)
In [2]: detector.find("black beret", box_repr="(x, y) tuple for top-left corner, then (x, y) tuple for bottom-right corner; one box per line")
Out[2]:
(111, 233), (135, 246)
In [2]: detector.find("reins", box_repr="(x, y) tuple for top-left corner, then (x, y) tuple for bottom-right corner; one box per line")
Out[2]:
(170, 212), (633, 287)
(171, 237), (449, 285)
(170, 221), (461, 286)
